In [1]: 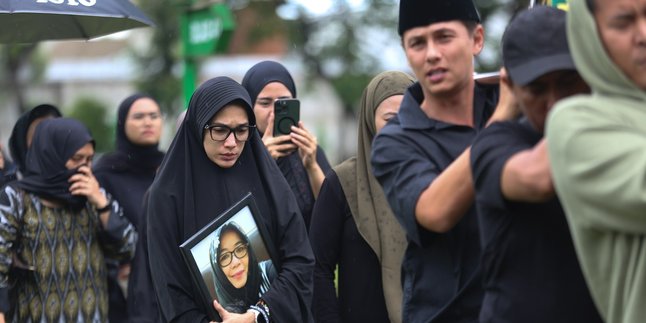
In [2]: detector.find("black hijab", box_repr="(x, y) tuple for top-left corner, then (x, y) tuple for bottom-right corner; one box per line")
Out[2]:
(241, 60), (297, 106)
(8, 104), (62, 173)
(146, 76), (314, 323)
(15, 118), (93, 210)
(94, 94), (164, 173)
(209, 222), (268, 314)
(241, 61), (332, 229)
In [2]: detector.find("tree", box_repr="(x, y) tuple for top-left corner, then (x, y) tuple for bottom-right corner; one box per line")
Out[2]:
(67, 97), (114, 153)
(132, 0), (184, 115)
(0, 44), (44, 116)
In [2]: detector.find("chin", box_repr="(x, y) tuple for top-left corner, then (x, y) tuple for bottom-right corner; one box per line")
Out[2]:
(215, 160), (237, 168)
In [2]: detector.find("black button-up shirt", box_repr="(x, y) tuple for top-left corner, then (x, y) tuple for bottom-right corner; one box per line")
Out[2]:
(371, 82), (498, 323)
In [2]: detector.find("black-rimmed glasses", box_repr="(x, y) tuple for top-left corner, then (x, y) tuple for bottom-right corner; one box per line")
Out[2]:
(218, 243), (249, 267)
(204, 124), (256, 142)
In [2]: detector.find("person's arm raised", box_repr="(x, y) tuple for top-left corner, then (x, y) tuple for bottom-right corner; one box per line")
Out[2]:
(501, 139), (554, 202)
(415, 68), (519, 233)
(290, 122), (325, 198)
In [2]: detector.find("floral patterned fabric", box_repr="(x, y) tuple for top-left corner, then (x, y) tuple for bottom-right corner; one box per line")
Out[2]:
(0, 185), (136, 322)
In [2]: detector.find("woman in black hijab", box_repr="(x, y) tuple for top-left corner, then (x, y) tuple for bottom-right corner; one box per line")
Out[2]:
(0, 118), (136, 322)
(146, 76), (314, 323)
(8, 104), (62, 176)
(242, 61), (332, 229)
(93, 94), (165, 322)
(209, 222), (276, 314)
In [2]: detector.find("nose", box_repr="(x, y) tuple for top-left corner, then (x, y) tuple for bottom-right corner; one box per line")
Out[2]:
(230, 254), (241, 268)
(223, 132), (237, 147)
(638, 18), (646, 46)
(425, 42), (440, 64)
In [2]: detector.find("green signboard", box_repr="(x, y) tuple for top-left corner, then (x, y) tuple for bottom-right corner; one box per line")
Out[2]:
(180, 3), (235, 107)
(181, 4), (235, 57)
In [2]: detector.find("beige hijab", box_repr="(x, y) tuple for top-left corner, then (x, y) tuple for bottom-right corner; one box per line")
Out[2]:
(335, 71), (414, 323)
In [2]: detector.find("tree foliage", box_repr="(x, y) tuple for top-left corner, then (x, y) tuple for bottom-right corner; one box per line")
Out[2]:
(67, 97), (114, 153)
(132, 0), (185, 115)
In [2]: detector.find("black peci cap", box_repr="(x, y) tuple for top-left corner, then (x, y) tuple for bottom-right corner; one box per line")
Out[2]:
(502, 6), (575, 86)
(398, 0), (481, 36)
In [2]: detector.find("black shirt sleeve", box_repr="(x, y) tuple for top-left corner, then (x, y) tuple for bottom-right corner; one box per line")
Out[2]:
(371, 130), (439, 246)
(471, 121), (536, 210)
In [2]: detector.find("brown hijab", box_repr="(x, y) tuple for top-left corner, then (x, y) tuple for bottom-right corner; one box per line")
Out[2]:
(335, 71), (414, 323)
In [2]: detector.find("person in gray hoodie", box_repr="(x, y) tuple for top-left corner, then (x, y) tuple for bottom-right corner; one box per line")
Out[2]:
(546, 0), (646, 322)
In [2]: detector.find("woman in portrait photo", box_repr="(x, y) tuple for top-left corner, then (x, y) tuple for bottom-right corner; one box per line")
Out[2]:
(209, 222), (277, 314)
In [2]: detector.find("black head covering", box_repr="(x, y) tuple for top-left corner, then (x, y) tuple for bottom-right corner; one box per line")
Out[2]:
(8, 104), (62, 173)
(15, 118), (93, 210)
(241, 61), (332, 229)
(94, 94), (164, 173)
(209, 222), (267, 314)
(146, 76), (314, 322)
(241, 60), (297, 106)
(398, 0), (481, 36)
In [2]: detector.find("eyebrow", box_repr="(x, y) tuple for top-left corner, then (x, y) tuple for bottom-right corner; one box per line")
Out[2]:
(220, 240), (245, 252)
(210, 122), (250, 128)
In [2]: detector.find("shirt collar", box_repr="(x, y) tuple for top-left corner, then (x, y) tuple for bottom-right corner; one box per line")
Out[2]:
(398, 82), (498, 131)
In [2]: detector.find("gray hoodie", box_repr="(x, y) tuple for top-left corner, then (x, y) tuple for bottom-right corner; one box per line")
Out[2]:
(546, 0), (646, 322)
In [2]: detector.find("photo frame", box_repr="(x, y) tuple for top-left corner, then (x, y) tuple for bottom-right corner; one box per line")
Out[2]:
(179, 192), (280, 321)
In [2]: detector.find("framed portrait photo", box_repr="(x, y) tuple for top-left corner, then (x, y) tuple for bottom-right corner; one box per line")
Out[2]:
(179, 192), (280, 321)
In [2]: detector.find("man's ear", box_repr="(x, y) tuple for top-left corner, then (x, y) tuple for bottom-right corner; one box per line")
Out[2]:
(472, 24), (485, 55)
(500, 67), (513, 88)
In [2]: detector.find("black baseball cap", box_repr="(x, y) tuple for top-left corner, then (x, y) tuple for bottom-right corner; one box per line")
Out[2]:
(502, 6), (575, 86)
(398, 0), (480, 36)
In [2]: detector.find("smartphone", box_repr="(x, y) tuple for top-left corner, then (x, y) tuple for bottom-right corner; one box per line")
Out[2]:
(273, 98), (300, 136)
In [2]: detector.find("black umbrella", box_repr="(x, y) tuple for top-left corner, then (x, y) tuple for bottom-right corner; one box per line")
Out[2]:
(0, 0), (154, 43)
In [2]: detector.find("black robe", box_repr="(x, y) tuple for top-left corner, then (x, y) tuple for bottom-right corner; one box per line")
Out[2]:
(93, 93), (165, 322)
(146, 76), (314, 323)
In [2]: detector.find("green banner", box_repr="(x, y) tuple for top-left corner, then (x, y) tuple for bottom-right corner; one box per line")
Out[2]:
(180, 4), (235, 57)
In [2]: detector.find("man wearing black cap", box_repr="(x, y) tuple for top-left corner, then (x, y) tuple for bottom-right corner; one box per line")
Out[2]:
(470, 6), (602, 322)
(371, 0), (516, 322)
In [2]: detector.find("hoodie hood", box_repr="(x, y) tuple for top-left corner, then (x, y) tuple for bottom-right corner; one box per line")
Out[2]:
(568, 0), (646, 101)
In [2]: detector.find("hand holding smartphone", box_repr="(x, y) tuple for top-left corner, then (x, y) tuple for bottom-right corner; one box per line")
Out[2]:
(273, 99), (300, 136)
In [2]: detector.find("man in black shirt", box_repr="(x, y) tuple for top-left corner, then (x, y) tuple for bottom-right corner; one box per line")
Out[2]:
(371, 0), (516, 322)
(470, 6), (602, 322)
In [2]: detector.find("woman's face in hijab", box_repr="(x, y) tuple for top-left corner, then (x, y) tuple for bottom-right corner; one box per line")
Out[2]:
(253, 82), (293, 133)
(203, 104), (249, 168)
(374, 95), (404, 133)
(218, 230), (249, 288)
(65, 142), (95, 170)
(125, 98), (163, 146)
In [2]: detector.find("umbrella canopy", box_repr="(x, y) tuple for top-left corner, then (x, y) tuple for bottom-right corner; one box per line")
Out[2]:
(0, 0), (154, 43)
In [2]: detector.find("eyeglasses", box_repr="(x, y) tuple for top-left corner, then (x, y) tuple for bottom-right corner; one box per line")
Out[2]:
(204, 124), (256, 142)
(218, 243), (249, 267)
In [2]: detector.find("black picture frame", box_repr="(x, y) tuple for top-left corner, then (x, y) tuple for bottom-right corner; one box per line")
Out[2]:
(179, 192), (280, 321)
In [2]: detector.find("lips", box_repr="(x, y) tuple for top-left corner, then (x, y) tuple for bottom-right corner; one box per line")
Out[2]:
(220, 152), (238, 161)
(231, 269), (245, 280)
(427, 68), (447, 83)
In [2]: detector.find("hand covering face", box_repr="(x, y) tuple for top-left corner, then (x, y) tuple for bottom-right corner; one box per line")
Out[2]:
(15, 117), (93, 210)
